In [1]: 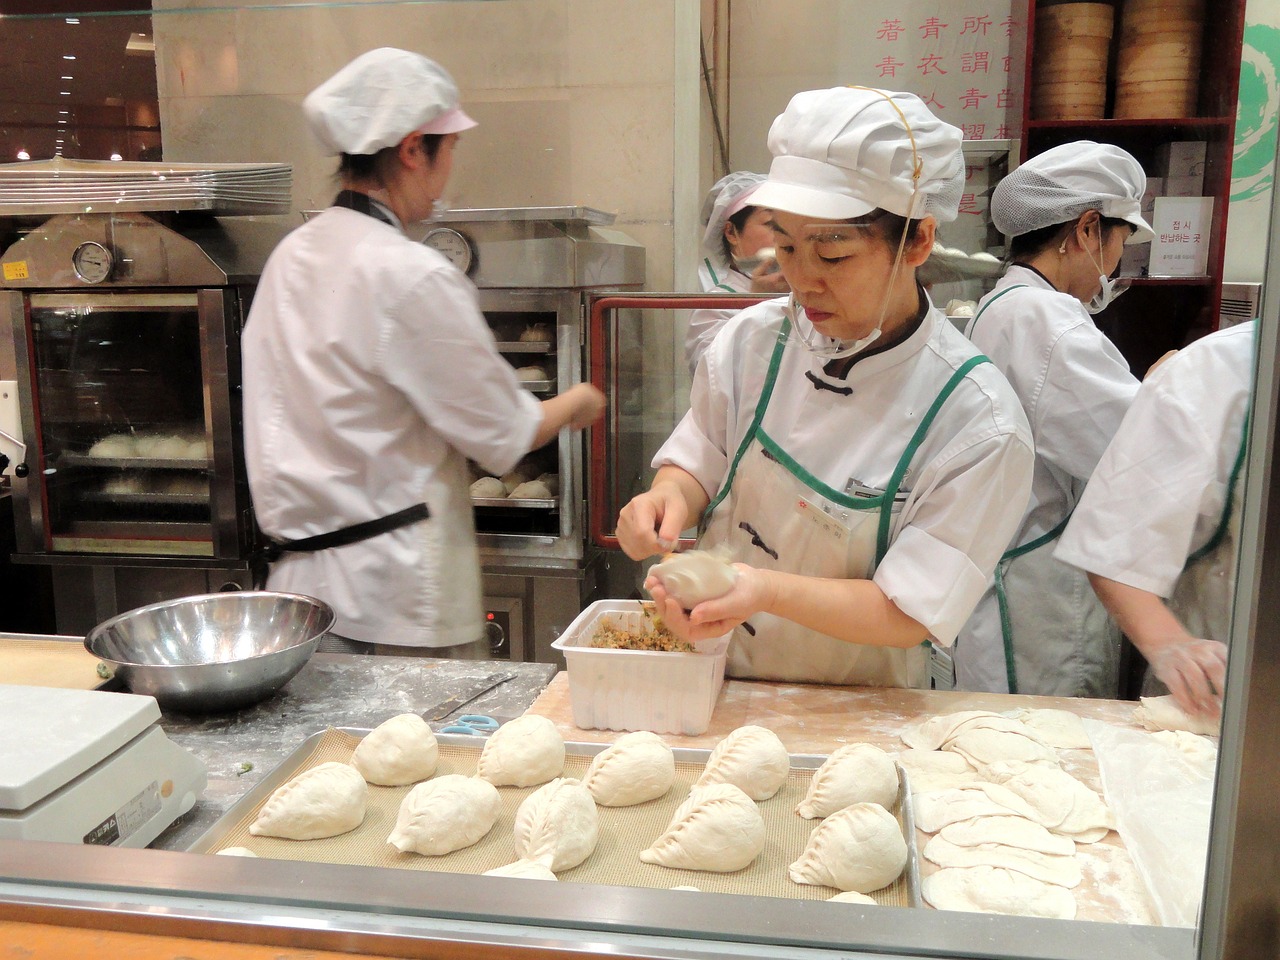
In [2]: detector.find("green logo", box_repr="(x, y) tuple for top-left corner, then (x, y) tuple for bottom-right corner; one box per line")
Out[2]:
(1234, 24), (1280, 202)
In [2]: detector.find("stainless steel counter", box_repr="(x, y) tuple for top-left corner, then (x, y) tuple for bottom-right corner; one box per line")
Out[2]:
(153, 652), (557, 850)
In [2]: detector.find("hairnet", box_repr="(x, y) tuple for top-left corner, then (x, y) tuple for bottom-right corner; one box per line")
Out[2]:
(304, 47), (477, 156)
(751, 87), (965, 223)
(700, 171), (767, 260)
(990, 141), (1153, 244)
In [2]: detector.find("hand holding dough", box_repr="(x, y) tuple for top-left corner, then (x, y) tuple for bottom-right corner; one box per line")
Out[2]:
(478, 714), (565, 787)
(249, 761), (367, 840)
(351, 714), (439, 786)
(648, 548), (738, 608)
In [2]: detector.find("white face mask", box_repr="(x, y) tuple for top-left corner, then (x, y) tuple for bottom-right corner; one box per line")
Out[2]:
(1084, 231), (1129, 315)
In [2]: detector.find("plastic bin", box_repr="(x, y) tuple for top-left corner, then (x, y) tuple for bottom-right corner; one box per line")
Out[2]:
(550, 600), (729, 736)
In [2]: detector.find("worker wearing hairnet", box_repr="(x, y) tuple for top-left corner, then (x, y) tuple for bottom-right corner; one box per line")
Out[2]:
(685, 171), (789, 374)
(1055, 321), (1254, 719)
(617, 87), (1034, 687)
(953, 141), (1153, 697)
(242, 48), (604, 654)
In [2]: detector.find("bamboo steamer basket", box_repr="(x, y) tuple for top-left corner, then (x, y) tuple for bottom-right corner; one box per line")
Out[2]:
(1114, 0), (1203, 118)
(1115, 84), (1197, 118)
(1033, 4), (1113, 120)
(1038, 3), (1114, 38)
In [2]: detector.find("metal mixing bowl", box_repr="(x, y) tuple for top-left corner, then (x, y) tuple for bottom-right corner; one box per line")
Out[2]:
(84, 591), (335, 713)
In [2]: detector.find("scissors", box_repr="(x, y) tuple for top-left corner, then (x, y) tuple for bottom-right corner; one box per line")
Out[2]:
(438, 714), (501, 736)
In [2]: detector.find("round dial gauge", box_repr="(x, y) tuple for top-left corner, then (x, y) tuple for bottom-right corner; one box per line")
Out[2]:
(71, 241), (114, 284)
(423, 227), (476, 276)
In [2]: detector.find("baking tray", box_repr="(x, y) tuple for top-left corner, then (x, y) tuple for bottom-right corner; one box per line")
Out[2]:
(188, 729), (921, 907)
(472, 497), (557, 509)
(0, 633), (115, 691)
(80, 491), (210, 506)
(493, 341), (553, 354)
(61, 454), (210, 470)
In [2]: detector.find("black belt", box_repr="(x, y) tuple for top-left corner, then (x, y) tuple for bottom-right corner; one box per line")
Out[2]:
(260, 503), (431, 563)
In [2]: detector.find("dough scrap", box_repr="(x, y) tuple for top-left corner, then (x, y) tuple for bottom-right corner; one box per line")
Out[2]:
(827, 890), (878, 904)
(478, 714), (565, 787)
(789, 802), (907, 893)
(913, 783), (1038, 833)
(583, 731), (675, 807)
(215, 847), (258, 857)
(388, 774), (501, 855)
(1009, 708), (1092, 749)
(470, 476), (508, 499)
(1133, 695), (1220, 736)
(796, 743), (898, 819)
(694, 725), (790, 801)
(923, 835), (1081, 888)
(922, 865), (1077, 920)
(648, 548), (738, 608)
(895, 749), (981, 793)
(483, 859), (558, 880)
(1151, 730), (1218, 780)
(249, 761), (367, 840)
(939, 816), (1075, 856)
(513, 778), (599, 871)
(509, 479), (553, 500)
(352, 713), (439, 786)
(639, 783), (765, 872)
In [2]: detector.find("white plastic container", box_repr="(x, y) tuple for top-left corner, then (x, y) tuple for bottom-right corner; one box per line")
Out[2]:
(550, 600), (729, 736)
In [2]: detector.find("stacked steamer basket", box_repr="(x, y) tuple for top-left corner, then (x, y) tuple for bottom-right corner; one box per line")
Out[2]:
(1032, 3), (1114, 121)
(1114, 0), (1205, 118)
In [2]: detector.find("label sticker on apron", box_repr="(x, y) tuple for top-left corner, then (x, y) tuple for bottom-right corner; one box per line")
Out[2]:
(795, 497), (847, 541)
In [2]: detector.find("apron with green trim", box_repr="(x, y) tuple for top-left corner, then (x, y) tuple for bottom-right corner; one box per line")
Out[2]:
(700, 315), (988, 687)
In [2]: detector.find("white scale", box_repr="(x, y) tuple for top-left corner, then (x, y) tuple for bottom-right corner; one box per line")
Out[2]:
(0, 684), (207, 847)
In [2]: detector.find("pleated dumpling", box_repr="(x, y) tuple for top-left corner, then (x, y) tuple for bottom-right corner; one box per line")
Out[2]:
(789, 802), (907, 893)
(795, 743), (898, 819)
(583, 731), (675, 806)
(388, 774), (501, 856)
(351, 713), (439, 786)
(639, 783), (765, 872)
(249, 761), (367, 840)
(694, 725), (790, 801)
(648, 548), (738, 608)
(478, 714), (565, 787)
(513, 778), (599, 871)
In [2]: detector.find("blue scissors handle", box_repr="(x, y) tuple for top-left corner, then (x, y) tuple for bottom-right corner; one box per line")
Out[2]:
(439, 714), (500, 735)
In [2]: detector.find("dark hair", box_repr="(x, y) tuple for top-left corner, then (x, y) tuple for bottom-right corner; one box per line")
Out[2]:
(337, 133), (445, 179)
(1009, 211), (1132, 259)
(721, 204), (760, 262)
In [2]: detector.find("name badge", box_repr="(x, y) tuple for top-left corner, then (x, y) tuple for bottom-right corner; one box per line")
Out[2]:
(795, 496), (847, 541)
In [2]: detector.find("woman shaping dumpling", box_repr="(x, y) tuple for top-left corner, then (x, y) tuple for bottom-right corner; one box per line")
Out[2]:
(619, 87), (1034, 688)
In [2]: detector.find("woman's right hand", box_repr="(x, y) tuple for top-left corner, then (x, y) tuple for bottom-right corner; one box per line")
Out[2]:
(615, 480), (690, 560)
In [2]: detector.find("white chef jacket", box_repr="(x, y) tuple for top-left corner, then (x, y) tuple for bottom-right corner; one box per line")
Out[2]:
(953, 265), (1139, 694)
(655, 295), (1035, 648)
(1056, 321), (1255, 597)
(242, 204), (543, 648)
(685, 256), (751, 375)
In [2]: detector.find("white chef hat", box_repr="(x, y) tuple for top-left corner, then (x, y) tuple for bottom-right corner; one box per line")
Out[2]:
(303, 47), (478, 156)
(750, 86), (965, 223)
(991, 141), (1153, 244)
(700, 171), (767, 259)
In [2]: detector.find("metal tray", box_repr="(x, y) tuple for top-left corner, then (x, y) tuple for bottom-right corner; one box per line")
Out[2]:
(61, 454), (210, 471)
(493, 341), (553, 354)
(80, 490), (209, 506)
(472, 496), (556, 509)
(188, 729), (921, 908)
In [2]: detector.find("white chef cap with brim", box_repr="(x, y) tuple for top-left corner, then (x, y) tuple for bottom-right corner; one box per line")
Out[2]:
(303, 47), (478, 156)
(750, 86), (965, 224)
(700, 171), (767, 260)
(990, 141), (1153, 244)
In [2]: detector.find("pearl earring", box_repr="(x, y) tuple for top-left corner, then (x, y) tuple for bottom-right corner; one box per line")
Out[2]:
(1058, 238), (1068, 254)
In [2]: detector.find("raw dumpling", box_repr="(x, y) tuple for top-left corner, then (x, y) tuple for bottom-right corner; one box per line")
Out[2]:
(922, 865), (1077, 919)
(789, 802), (907, 893)
(477, 714), (565, 787)
(102, 474), (145, 495)
(648, 548), (738, 608)
(387, 774), (501, 855)
(1133, 695), (1220, 736)
(509, 480), (553, 500)
(515, 365), (548, 382)
(249, 761), (367, 840)
(351, 713), (439, 786)
(148, 434), (191, 459)
(513, 777), (599, 871)
(583, 731), (675, 807)
(87, 433), (136, 458)
(519, 323), (553, 343)
(639, 783), (765, 872)
(483, 859), (558, 880)
(536, 472), (560, 495)
(828, 891), (877, 904)
(796, 743), (898, 819)
(470, 476), (508, 499)
(215, 847), (259, 857)
(694, 725), (790, 801)
(500, 465), (535, 494)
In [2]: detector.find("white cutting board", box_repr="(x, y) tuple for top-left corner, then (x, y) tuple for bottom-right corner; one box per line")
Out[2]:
(0, 684), (160, 811)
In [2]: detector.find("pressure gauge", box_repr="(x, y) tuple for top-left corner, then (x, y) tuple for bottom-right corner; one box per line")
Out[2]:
(71, 241), (114, 284)
(423, 227), (477, 276)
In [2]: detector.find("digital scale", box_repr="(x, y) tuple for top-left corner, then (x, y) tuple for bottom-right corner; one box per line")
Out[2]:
(0, 684), (207, 847)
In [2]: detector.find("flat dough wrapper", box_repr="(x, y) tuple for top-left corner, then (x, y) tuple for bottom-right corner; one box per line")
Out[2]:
(913, 783), (1038, 833)
(939, 816), (1076, 856)
(1009, 708), (1092, 749)
(923, 835), (1081, 888)
(828, 891), (878, 905)
(901, 711), (1005, 751)
(922, 865), (1077, 920)
(945, 727), (1060, 769)
(1133, 695), (1220, 736)
(983, 761), (1115, 836)
(895, 749), (981, 793)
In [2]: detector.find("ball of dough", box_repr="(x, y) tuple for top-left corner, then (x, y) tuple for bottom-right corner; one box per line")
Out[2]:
(149, 434), (190, 459)
(649, 548), (738, 608)
(500, 465), (535, 493)
(477, 714), (565, 787)
(102, 473), (145, 495)
(387, 774), (501, 856)
(185, 438), (209, 460)
(513, 777), (599, 871)
(470, 476), (508, 499)
(694, 725), (790, 801)
(536, 472), (560, 495)
(88, 434), (137, 458)
(639, 783), (765, 872)
(583, 731), (675, 807)
(515, 365), (548, 382)
(508, 480), (553, 500)
(796, 742), (899, 819)
(518, 323), (553, 343)
(215, 847), (258, 857)
(249, 761), (367, 840)
(483, 859), (558, 880)
(352, 713), (439, 786)
(789, 802), (907, 893)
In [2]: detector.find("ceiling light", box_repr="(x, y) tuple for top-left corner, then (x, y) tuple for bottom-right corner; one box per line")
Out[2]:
(60, 92), (70, 96)
(58, 110), (69, 115)
(61, 76), (73, 81)
(62, 55), (76, 61)
(16, 150), (30, 160)
(65, 18), (79, 24)
(57, 120), (67, 125)
(110, 153), (123, 161)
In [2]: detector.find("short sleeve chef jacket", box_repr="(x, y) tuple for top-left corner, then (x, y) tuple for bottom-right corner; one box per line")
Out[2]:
(655, 297), (1035, 646)
(242, 205), (543, 647)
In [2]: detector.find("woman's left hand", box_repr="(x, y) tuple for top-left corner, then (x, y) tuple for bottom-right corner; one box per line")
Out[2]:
(645, 563), (774, 641)
(749, 261), (789, 295)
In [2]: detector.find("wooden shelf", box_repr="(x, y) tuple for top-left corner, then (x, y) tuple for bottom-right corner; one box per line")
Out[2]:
(1026, 117), (1234, 132)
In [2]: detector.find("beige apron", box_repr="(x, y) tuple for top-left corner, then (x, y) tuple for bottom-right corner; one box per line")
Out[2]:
(700, 315), (988, 687)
